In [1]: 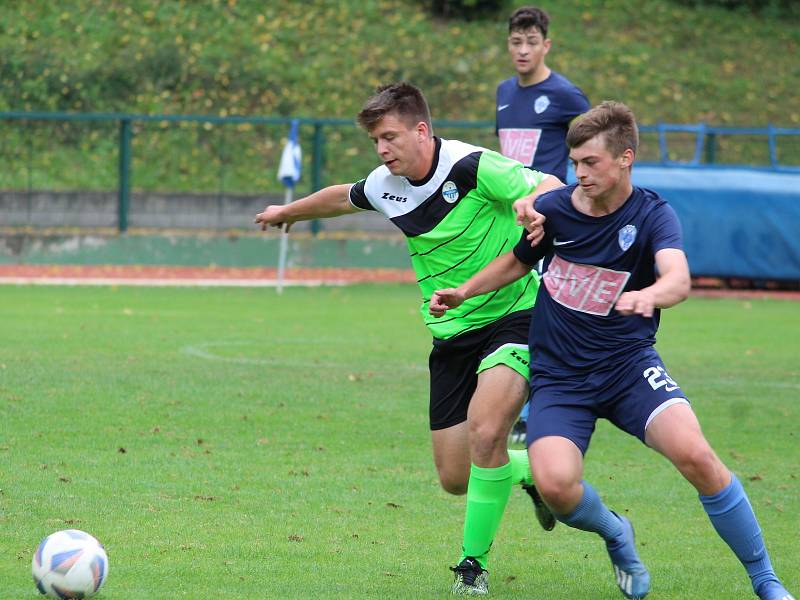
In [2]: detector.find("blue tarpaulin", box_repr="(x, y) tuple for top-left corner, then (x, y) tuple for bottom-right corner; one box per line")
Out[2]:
(630, 166), (800, 280)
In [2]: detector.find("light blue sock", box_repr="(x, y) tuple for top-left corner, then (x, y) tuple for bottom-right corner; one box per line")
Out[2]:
(519, 401), (530, 422)
(700, 473), (779, 596)
(557, 480), (622, 541)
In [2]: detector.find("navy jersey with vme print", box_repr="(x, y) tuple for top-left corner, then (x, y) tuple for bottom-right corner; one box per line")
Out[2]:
(496, 72), (589, 182)
(513, 184), (683, 372)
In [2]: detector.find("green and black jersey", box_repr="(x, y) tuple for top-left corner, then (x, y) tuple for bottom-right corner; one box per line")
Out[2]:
(349, 137), (546, 340)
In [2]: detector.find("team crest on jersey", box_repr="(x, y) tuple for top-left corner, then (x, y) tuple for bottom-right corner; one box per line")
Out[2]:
(618, 224), (637, 251)
(534, 95), (550, 114)
(442, 181), (459, 203)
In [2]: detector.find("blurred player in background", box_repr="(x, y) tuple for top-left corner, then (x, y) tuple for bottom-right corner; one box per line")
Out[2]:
(256, 82), (562, 595)
(430, 101), (795, 600)
(496, 6), (590, 445)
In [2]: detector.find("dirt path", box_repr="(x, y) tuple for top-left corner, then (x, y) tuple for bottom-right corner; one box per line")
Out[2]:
(0, 264), (798, 300)
(0, 264), (416, 286)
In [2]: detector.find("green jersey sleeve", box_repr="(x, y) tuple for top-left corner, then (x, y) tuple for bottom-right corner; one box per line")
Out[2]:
(475, 150), (548, 203)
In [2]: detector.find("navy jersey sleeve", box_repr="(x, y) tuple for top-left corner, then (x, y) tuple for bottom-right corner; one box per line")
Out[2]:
(512, 190), (559, 265)
(348, 179), (376, 211)
(563, 85), (591, 121)
(513, 229), (550, 266)
(649, 202), (683, 253)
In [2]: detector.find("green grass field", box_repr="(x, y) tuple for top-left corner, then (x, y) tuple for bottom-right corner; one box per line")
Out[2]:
(0, 285), (797, 598)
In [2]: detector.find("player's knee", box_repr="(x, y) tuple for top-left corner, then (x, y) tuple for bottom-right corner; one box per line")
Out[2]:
(677, 444), (723, 483)
(536, 477), (579, 512)
(531, 461), (582, 512)
(468, 420), (506, 453)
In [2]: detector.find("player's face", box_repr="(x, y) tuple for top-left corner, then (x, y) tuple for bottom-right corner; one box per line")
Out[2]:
(570, 135), (633, 201)
(368, 113), (430, 179)
(507, 27), (551, 77)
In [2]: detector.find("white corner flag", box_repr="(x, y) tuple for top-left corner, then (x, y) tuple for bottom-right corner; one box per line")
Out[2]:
(276, 119), (301, 293)
(277, 119), (302, 188)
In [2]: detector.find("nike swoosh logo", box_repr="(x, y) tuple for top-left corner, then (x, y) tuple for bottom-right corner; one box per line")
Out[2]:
(553, 239), (575, 246)
(498, 104), (510, 111)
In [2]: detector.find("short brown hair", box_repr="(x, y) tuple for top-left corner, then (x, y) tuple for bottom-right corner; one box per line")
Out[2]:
(566, 101), (639, 158)
(508, 6), (549, 37)
(356, 82), (432, 133)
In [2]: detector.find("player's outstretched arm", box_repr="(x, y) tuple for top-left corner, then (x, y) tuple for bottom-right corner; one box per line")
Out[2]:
(429, 251), (531, 317)
(615, 248), (691, 317)
(513, 174), (563, 246)
(255, 184), (359, 232)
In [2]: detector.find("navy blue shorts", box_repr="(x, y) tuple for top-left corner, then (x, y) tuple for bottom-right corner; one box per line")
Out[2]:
(526, 347), (689, 454)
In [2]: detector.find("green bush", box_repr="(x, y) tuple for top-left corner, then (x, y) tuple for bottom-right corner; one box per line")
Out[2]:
(673, 0), (799, 18)
(424, 0), (510, 20)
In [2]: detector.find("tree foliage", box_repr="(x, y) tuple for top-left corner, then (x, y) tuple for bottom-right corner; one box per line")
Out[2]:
(672, 0), (799, 19)
(424, 0), (511, 20)
(1, 0), (798, 125)
(1, 0), (798, 192)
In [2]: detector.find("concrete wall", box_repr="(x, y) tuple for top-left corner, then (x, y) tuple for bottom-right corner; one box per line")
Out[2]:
(0, 230), (412, 268)
(3, 166), (800, 280)
(0, 190), (396, 232)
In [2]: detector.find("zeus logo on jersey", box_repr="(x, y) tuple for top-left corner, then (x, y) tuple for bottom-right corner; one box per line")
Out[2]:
(543, 254), (630, 316)
(381, 192), (407, 203)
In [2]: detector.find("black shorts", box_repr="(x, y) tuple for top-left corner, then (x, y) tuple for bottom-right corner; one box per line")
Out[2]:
(428, 310), (531, 431)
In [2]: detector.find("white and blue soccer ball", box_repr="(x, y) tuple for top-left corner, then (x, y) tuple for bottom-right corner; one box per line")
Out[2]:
(31, 529), (108, 598)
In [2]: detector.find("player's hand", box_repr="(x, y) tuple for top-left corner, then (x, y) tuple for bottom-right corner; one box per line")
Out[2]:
(615, 290), (657, 317)
(513, 198), (546, 246)
(429, 288), (466, 318)
(255, 205), (293, 232)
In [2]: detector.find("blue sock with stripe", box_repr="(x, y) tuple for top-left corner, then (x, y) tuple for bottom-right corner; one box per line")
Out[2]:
(557, 480), (622, 541)
(700, 473), (782, 597)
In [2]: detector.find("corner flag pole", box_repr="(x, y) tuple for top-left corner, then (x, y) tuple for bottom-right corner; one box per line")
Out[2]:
(276, 192), (291, 294)
(276, 119), (301, 294)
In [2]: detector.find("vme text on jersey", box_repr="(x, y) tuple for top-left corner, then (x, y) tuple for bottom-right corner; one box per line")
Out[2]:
(350, 137), (547, 340)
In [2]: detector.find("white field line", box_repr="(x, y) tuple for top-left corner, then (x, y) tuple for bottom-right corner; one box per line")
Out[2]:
(182, 342), (348, 368)
(182, 341), (427, 371)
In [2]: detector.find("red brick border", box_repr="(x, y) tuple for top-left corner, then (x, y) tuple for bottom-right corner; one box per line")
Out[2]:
(0, 264), (798, 300)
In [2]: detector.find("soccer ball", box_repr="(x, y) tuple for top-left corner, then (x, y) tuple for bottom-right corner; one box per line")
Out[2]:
(31, 529), (108, 598)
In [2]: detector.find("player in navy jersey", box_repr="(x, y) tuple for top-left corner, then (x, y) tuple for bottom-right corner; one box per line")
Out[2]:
(497, 6), (590, 445)
(496, 7), (590, 184)
(430, 102), (794, 600)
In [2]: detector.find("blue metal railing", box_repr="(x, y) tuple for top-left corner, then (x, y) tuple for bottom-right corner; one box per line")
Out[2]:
(639, 122), (800, 170)
(2, 111), (799, 231)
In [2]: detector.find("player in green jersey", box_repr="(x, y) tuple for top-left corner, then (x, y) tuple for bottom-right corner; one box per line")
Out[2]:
(256, 82), (563, 595)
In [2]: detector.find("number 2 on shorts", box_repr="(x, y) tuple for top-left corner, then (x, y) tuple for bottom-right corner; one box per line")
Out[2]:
(643, 366), (679, 392)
